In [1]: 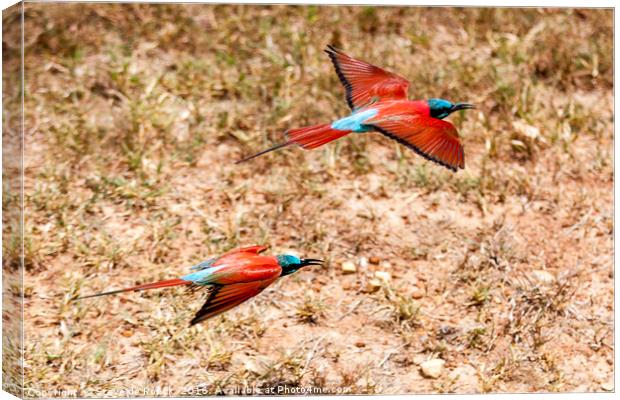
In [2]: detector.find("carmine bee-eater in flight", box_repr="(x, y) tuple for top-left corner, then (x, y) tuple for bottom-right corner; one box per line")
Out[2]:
(75, 246), (323, 326)
(238, 45), (475, 172)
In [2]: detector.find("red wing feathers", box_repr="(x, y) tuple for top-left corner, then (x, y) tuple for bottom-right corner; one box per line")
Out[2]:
(367, 115), (465, 171)
(190, 278), (278, 325)
(220, 245), (269, 257)
(325, 45), (410, 111)
(211, 246), (270, 266)
(209, 258), (282, 285)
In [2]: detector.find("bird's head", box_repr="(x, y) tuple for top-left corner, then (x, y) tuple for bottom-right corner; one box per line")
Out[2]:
(427, 98), (476, 120)
(276, 254), (323, 276)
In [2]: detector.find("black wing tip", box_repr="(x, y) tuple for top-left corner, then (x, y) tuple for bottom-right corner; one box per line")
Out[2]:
(372, 126), (461, 173)
(324, 45), (355, 110)
(324, 44), (341, 54)
(188, 285), (222, 326)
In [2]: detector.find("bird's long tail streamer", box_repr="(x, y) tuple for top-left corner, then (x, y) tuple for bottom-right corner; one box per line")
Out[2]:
(75, 278), (191, 300)
(236, 123), (351, 163)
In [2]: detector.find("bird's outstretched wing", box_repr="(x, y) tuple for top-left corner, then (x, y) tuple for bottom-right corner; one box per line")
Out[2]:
(367, 115), (465, 172)
(190, 246), (269, 271)
(325, 45), (410, 111)
(220, 245), (269, 257)
(190, 278), (278, 325)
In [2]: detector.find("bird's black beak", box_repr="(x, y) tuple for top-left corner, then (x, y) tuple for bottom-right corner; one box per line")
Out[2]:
(451, 103), (476, 112)
(300, 258), (324, 267)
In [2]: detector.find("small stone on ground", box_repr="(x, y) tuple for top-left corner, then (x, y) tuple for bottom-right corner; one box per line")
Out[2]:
(420, 359), (445, 379)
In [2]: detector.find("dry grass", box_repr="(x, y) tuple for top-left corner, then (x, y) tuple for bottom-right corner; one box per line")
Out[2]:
(2, 4), (613, 396)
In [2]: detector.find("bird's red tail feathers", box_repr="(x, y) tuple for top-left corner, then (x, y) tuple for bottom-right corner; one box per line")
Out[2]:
(75, 278), (190, 300)
(236, 124), (351, 163)
(286, 123), (351, 150)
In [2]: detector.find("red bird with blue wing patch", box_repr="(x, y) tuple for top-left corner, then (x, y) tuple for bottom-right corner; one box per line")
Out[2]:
(75, 246), (323, 326)
(238, 45), (475, 172)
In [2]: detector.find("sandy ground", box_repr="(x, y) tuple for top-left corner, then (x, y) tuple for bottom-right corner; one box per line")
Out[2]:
(2, 4), (613, 396)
